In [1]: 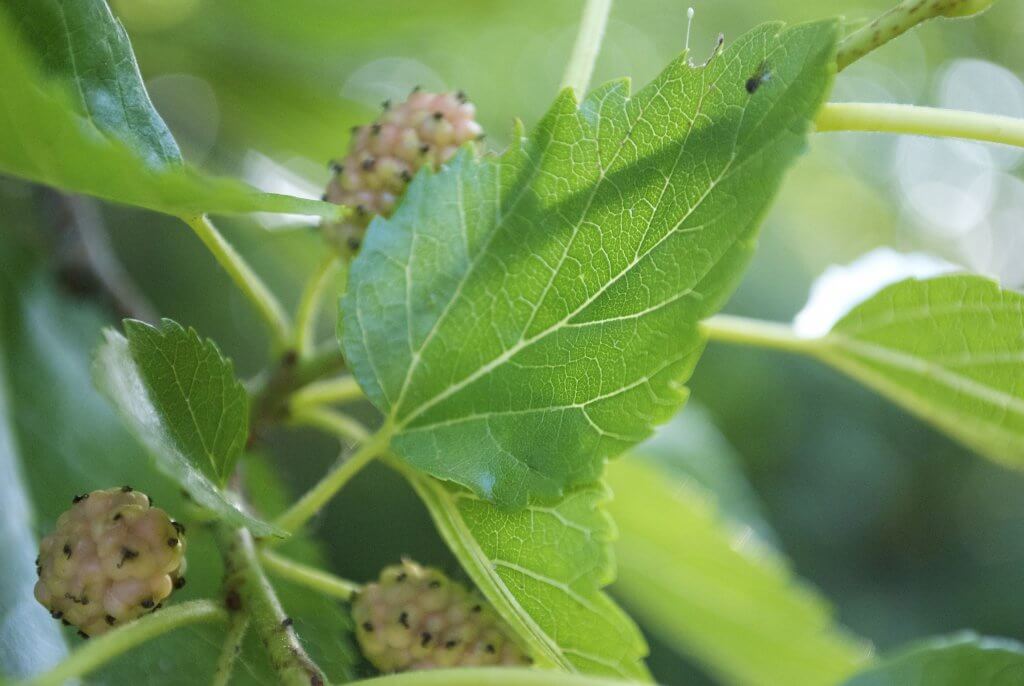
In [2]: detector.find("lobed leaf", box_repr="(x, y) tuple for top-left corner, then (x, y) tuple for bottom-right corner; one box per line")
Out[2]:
(93, 325), (281, 537)
(0, 5), (340, 220)
(606, 457), (871, 686)
(818, 275), (1024, 467)
(342, 20), (839, 507)
(842, 633), (1024, 686)
(402, 466), (649, 680)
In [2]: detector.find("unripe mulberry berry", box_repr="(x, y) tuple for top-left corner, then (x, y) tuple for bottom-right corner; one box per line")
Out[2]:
(322, 89), (484, 252)
(34, 488), (186, 638)
(352, 559), (531, 672)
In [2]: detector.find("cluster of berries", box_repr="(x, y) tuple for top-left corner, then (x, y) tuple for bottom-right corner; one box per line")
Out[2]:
(351, 559), (531, 672)
(34, 488), (186, 638)
(322, 89), (484, 252)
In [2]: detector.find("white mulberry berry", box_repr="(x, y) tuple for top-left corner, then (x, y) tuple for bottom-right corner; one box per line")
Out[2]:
(34, 488), (186, 638)
(352, 559), (531, 672)
(322, 89), (484, 252)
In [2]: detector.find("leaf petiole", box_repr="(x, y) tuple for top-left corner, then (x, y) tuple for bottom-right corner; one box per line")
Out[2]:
(290, 376), (365, 412)
(294, 253), (344, 359)
(271, 424), (389, 536)
(289, 405), (371, 444)
(561, 0), (613, 96)
(183, 214), (291, 350)
(816, 103), (1024, 150)
(700, 314), (816, 355)
(259, 549), (362, 602)
(20, 600), (228, 686)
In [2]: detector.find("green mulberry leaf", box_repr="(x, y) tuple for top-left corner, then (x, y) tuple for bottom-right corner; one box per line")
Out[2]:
(93, 321), (282, 537)
(817, 275), (1024, 467)
(402, 465), (649, 679)
(0, 5), (339, 220)
(342, 20), (839, 507)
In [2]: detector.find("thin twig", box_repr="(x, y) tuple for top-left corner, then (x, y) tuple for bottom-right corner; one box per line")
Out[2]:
(218, 526), (326, 686)
(836, 0), (998, 71)
(260, 549), (362, 602)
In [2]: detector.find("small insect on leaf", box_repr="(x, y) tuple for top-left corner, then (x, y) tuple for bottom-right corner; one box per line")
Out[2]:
(745, 60), (772, 93)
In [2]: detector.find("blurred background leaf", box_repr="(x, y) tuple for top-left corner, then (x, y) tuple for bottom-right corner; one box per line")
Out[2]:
(841, 633), (1024, 685)
(607, 456), (871, 686)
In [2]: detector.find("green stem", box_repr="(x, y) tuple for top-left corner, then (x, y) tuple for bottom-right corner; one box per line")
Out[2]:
(290, 376), (364, 411)
(836, 0), (997, 71)
(184, 214), (291, 349)
(700, 314), (816, 354)
(816, 102), (1024, 149)
(347, 668), (632, 686)
(272, 427), (390, 535)
(294, 254), (343, 358)
(210, 613), (249, 686)
(290, 405), (371, 444)
(561, 0), (613, 95)
(219, 526), (326, 686)
(260, 549), (363, 601)
(22, 600), (227, 686)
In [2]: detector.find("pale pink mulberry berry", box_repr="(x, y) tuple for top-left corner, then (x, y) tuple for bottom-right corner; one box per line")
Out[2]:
(34, 488), (186, 638)
(352, 559), (531, 672)
(323, 89), (484, 252)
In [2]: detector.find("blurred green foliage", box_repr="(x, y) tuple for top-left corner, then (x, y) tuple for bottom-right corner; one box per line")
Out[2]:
(3, 0), (1023, 683)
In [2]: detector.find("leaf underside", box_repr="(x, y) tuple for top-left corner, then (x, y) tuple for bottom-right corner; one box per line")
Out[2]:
(822, 275), (1024, 467)
(405, 469), (649, 680)
(343, 20), (839, 507)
